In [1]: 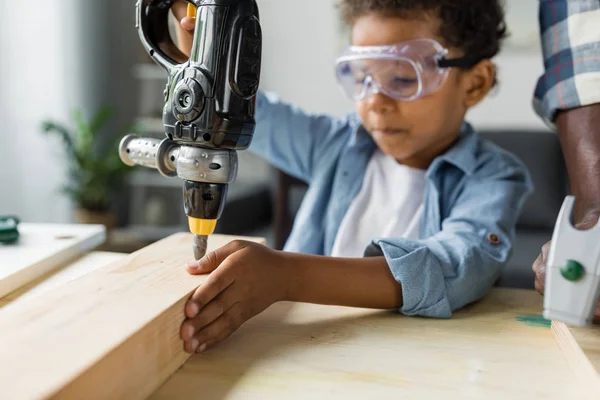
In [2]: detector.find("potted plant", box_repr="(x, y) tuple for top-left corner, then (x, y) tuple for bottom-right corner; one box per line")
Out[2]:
(41, 107), (136, 229)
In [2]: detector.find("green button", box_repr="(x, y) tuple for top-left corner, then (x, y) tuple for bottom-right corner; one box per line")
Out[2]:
(561, 260), (585, 281)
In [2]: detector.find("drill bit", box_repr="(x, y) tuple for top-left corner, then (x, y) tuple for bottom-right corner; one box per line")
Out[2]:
(193, 234), (208, 261)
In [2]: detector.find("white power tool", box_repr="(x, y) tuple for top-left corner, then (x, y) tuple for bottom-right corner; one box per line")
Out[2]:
(543, 196), (600, 326)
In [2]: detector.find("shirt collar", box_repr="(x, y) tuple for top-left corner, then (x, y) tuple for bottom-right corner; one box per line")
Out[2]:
(429, 122), (478, 177)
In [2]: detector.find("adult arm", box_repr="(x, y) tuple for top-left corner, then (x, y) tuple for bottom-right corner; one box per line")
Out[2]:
(532, 1), (600, 293)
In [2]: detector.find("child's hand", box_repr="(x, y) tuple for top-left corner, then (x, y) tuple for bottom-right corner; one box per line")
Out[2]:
(180, 240), (290, 353)
(171, 1), (196, 33)
(171, 1), (196, 55)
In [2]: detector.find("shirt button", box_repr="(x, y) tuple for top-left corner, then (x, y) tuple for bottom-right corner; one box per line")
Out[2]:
(488, 234), (501, 245)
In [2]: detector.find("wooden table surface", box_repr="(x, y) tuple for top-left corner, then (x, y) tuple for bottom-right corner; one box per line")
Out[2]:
(553, 321), (600, 395)
(0, 252), (592, 399)
(570, 324), (600, 378)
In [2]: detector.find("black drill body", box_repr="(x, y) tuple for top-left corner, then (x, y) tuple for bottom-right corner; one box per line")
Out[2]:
(120, 0), (262, 258)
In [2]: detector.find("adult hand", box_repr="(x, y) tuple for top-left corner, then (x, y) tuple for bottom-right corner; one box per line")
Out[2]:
(532, 209), (600, 322)
(532, 102), (600, 323)
(533, 104), (600, 297)
(532, 210), (600, 294)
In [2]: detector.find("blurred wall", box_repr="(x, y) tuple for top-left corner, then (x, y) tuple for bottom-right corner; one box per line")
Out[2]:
(258, 0), (354, 117)
(0, 0), (140, 223)
(258, 0), (546, 130)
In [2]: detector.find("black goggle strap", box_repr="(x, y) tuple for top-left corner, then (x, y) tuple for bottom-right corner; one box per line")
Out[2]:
(437, 55), (483, 69)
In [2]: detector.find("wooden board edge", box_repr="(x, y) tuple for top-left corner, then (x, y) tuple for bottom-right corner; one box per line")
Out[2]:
(0, 226), (106, 299)
(551, 321), (600, 398)
(62, 234), (267, 400)
(57, 297), (192, 400)
(0, 233), (266, 399)
(1, 252), (127, 306)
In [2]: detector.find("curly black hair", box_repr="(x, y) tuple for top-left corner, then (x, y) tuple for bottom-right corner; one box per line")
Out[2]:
(339, 0), (508, 63)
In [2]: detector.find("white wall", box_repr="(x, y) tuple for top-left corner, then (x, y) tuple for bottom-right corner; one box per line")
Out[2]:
(259, 0), (354, 117)
(258, 0), (548, 131)
(0, 1), (139, 223)
(0, 1), (73, 222)
(467, 51), (547, 131)
(469, 0), (547, 131)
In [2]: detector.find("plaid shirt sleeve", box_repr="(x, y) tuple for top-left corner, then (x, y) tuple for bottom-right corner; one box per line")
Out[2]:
(534, 0), (600, 129)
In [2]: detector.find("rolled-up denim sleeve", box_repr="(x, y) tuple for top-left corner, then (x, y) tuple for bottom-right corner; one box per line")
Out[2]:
(534, 0), (600, 128)
(372, 156), (532, 318)
(250, 91), (351, 183)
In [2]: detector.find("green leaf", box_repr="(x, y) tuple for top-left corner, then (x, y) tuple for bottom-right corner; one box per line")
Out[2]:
(41, 106), (136, 211)
(72, 109), (93, 158)
(89, 106), (114, 136)
(41, 121), (84, 167)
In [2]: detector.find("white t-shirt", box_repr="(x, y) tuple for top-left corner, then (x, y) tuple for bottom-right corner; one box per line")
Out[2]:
(331, 149), (427, 258)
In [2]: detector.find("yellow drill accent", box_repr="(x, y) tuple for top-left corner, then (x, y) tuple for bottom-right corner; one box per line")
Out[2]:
(188, 217), (217, 236)
(187, 3), (197, 18)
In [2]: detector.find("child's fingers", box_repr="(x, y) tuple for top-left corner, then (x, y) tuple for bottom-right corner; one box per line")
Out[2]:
(187, 240), (249, 275)
(184, 303), (245, 353)
(185, 249), (222, 275)
(181, 16), (196, 32)
(187, 249), (222, 275)
(185, 259), (210, 275)
(170, 1), (189, 21)
(181, 289), (238, 340)
(185, 264), (236, 318)
(170, 1), (195, 32)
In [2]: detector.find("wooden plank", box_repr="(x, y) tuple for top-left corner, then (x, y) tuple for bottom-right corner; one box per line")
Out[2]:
(0, 233), (265, 400)
(0, 223), (106, 299)
(0, 252), (126, 308)
(151, 289), (589, 399)
(552, 321), (600, 398)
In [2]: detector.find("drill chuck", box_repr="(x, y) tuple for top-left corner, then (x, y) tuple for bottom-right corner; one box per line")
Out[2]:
(119, 134), (237, 238)
(184, 181), (227, 237)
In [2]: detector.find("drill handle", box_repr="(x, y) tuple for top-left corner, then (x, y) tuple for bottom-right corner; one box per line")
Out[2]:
(119, 134), (179, 178)
(119, 134), (238, 184)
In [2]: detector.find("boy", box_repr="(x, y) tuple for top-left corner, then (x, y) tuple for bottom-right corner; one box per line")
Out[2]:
(171, 0), (533, 354)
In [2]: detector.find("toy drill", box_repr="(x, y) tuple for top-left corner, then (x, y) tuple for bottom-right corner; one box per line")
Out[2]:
(543, 196), (600, 326)
(119, 0), (262, 259)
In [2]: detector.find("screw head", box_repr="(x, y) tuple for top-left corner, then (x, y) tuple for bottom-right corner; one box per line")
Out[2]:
(561, 260), (585, 282)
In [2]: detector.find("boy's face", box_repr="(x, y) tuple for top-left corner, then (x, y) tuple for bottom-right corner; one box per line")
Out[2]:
(351, 14), (489, 169)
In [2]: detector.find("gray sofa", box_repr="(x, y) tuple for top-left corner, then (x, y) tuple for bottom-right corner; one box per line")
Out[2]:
(273, 130), (568, 290)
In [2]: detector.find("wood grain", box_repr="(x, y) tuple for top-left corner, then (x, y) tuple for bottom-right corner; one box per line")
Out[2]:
(0, 223), (106, 299)
(2, 242), (594, 399)
(0, 252), (126, 307)
(151, 289), (589, 400)
(552, 321), (600, 398)
(0, 233), (265, 400)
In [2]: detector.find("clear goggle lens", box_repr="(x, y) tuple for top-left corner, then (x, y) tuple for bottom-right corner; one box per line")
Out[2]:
(334, 39), (477, 102)
(337, 58), (423, 101)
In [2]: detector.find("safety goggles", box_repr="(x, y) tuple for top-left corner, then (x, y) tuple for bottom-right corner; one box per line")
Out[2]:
(334, 38), (480, 102)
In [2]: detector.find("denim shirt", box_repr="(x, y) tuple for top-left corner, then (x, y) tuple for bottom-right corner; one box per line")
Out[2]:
(250, 91), (533, 318)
